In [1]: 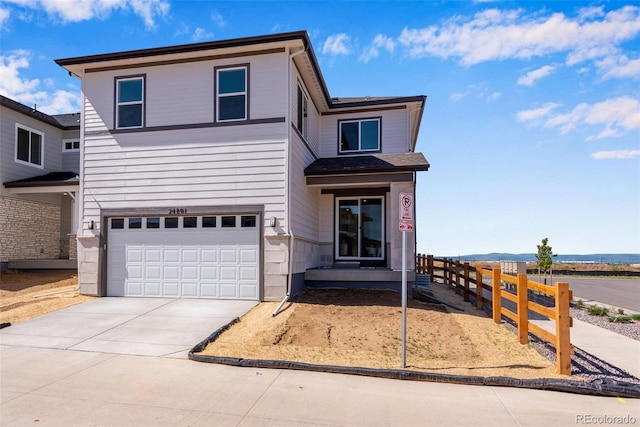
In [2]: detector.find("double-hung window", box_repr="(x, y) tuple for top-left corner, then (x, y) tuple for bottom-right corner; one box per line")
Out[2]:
(115, 76), (144, 129)
(339, 118), (380, 153)
(15, 124), (43, 168)
(297, 85), (308, 139)
(216, 65), (248, 122)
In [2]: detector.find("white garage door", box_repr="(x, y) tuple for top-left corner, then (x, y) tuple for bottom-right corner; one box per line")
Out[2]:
(107, 214), (260, 300)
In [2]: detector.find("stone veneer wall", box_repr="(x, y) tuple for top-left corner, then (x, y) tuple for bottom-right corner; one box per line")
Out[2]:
(0, 196), (61, 262)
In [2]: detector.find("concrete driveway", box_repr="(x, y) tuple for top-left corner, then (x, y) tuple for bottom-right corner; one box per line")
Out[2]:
(0, 297), (257, 357)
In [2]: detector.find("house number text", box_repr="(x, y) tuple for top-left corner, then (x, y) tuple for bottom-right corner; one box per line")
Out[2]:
(168, 208), (188, 215)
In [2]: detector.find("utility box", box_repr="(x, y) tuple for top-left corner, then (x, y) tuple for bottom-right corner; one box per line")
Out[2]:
(500, 261), (527, 275)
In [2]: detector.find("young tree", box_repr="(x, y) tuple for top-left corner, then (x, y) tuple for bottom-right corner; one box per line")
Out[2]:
(536, 238), (554, 283)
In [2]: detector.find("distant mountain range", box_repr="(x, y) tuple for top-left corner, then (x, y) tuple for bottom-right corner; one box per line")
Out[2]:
(437, 253), (640, 264)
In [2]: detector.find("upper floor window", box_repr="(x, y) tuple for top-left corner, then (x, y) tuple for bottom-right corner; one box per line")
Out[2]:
(339, 118), (380, 153)
(15, 124), (43, 168)
(63, 139), (80, 152)
(216, 65), (247, 122)
(116, 76), (144, 129)
(297, 85), (308, 139)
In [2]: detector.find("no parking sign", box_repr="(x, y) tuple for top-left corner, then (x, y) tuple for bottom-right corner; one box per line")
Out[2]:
(399, 193), (413, 232)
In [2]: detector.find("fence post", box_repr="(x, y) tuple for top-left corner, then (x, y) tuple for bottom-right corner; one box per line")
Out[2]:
(492, 268), (502, 324)
(555, 282), (572, 375)
(516, 273), (529, 345)
(427, 255), (433, 277)
(444, 258), (450, 287)
(463, 262), (470, 302)
(455, 261), (461, 295)
(476, 265), (484, 310)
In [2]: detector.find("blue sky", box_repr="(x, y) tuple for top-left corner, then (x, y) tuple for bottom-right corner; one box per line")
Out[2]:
(1, 0), (638, 256)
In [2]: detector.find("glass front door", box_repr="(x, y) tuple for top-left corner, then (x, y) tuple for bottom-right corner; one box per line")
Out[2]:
(336, 197), (384, 260)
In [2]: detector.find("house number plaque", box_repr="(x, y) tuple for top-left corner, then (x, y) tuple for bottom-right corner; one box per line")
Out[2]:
(168, 209), (188, 215)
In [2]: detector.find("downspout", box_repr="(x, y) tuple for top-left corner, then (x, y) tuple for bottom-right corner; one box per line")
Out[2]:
(273, 45), (307, 317)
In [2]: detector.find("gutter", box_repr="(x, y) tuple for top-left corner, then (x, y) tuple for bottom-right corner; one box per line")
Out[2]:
(273, 45), (307, 317)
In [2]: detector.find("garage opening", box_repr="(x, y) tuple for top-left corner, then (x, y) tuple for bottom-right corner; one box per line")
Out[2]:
(106, 214), (260, 300)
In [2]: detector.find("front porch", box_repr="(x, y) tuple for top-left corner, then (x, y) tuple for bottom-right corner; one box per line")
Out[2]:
(304, 266), (416, 293)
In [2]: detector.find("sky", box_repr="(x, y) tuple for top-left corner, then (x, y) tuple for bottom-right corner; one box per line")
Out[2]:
(1, 0), (639, 256)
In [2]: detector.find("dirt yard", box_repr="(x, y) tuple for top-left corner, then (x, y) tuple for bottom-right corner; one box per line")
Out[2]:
(199, 283), (569, 379)
(0, 271), (95, 325)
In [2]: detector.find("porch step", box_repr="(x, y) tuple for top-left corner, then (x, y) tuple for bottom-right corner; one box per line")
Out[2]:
(8, 259), (77, 271)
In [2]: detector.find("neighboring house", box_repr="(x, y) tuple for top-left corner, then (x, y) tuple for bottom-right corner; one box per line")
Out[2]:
(54, 30), (429, 301)
(0, 95), (81, 272)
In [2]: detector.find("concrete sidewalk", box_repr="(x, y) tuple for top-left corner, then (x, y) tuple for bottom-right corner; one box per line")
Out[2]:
(1, 345), (638, 427)
(530, 317), (640, 379)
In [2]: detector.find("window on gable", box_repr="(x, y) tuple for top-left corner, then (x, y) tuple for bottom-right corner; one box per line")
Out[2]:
(15, 125), (43, 168)
(297, 85), (308, 139)
(216, 66), (247, 122)
(63, 139), (80, 152)
(116, 76), (144, 129)
(339, 118), (380, 153)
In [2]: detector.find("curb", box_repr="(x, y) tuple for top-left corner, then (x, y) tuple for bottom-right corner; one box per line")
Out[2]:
(188, 318), (640, 399)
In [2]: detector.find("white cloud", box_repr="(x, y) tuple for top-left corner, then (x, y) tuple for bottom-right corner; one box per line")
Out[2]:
(450, 92), (467, 102)
(516, 102), (562, 122)
(3, 0), (169, 29)
(517, 65), (556, 86)
(359, 34), (395, 63)
(517, 97), (640, 139)
(398, 6), (640, 67)
(191, 27), (213, 42)
(322, 33), (351, 56)
(596, 54), (640, 79)
(0, 50), (78, 114)
(487, 92), (501, 101)
(211, 11), (226, 28)
(591, 149), (640, 159)
(0, 7), (9, 30)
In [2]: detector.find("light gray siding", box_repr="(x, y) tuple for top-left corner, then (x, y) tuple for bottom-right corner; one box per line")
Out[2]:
(0, 106), (64, 189)
(319, 109), (410, 158)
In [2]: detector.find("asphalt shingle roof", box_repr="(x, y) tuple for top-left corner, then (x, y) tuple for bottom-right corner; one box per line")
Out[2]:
(304, 153), (430, 176)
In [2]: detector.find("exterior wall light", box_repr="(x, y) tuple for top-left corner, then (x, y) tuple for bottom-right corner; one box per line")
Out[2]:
(269, 216), (277, 228)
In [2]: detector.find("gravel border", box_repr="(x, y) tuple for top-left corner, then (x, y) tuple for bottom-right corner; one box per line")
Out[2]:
(570, 306), (640, 341)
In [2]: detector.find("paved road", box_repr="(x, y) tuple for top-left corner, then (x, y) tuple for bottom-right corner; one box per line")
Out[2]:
(542, 276), (640, 312)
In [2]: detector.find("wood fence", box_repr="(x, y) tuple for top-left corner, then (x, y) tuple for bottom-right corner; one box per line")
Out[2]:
(416, 254), (573, 375)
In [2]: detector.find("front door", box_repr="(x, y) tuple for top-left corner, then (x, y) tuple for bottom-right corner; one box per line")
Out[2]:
(336, 197), (384, 261)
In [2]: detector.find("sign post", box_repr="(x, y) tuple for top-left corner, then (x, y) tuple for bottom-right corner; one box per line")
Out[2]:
(399, 193), (413, 368)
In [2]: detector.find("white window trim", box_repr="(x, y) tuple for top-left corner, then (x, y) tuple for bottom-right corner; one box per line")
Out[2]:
(216, 66), (248, 122)
(335, 196), (385, 260)
(297, 84), (309, 140)
(15, 123), (44, 169)
(115, 76), (145, 130)
(62, 138), (80, 152)
(339, 118), (381, 153)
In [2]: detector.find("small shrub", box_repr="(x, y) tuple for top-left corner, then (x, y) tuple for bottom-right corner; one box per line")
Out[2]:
(618, 308), (625, 315)
(608, 316), (633, 324)
(631, 314), (640, 321)
(574, 299), (585, 310)
(587, 305), (609, 316)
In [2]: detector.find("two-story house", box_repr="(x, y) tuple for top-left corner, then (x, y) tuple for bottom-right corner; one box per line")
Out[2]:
(1, 95), (80, 272)
(54, 31), (429, 301)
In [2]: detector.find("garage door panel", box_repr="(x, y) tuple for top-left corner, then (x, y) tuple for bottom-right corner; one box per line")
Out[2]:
(128, 248), (143, 263)
(127, 282), (143, 296)
(220, 249), (237, 263)
(201, 266), (217, 280)
(164, 249), (180, 263)
(201, 283), (218, 297)
(201, 249), (218, 262)
(107, 214), (259, 300)
(219, 283), (237, 298)
(145, 282), (161, 297)
(182, 266), (198, 280)
(181, 282), (199, 298)
(163, 282), (180, 297)
(145, 249), (162, 262)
